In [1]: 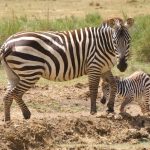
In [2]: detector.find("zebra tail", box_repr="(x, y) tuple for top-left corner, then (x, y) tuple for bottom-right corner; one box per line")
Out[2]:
(0, 45), (5, 62)
(0, 48), (3, 62)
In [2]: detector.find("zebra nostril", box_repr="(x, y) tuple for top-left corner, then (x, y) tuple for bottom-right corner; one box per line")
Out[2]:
(117, 62), (128, 72)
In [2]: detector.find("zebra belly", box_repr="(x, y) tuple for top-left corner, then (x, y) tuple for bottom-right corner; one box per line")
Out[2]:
(42, 63), (83, 81)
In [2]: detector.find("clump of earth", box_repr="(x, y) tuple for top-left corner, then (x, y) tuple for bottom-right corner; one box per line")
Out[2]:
(0, 82), (150, 150)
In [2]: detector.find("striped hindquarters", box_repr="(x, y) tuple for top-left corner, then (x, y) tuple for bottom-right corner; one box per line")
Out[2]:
(2, 28), (96, 81)
(100, 71), (150, 107)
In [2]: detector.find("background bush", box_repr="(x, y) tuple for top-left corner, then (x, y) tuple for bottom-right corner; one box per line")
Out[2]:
(0, 13), (102, 45)
(0, 13), (150, 63)
(131, 15), (150, 62)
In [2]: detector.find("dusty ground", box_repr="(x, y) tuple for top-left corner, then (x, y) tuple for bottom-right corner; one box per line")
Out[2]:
(0, 80), (150, 150)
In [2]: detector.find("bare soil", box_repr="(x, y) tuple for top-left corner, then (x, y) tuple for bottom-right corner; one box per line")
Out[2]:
(0, 81), (150, 150)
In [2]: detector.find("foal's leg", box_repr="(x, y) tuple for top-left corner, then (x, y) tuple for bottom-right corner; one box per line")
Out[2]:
(102, 71), (117, 113)
(140, 90), (150, 115)
(120, 95), (133, 113)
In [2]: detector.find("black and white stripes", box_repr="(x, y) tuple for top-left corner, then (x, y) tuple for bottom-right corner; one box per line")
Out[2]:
(0, 17), (134, 121)
(100, 71), (150, 114)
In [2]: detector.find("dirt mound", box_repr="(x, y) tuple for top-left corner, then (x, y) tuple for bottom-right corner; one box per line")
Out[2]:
(0, 113), (150, 150)
(0, 82), (150, 149)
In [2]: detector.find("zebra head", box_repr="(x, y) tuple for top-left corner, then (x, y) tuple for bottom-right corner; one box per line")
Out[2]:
(100, 79), (110, 104)
(100, 76), (120, 104)
(107, 18), (134, 72)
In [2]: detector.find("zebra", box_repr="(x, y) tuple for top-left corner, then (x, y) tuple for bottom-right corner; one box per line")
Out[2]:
(0, 17), (134, 121)
(100, 71), (150, 115)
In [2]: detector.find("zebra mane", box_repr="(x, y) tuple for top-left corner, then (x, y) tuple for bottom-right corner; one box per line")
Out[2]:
(101, 17), (124, 28)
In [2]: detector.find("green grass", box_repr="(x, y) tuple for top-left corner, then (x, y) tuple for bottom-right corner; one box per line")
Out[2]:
(0, 13), (150, 84)
(131, 15), (150, 62)
(0, 13), (102, 44)
(0, 12), (150, 62)
(0, 13), (150, 60)
(112, 60), (150, 77)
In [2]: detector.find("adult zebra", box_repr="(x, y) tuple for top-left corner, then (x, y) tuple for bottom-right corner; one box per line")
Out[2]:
(100, 71), (150, 115)
(0, 17), (134, 121)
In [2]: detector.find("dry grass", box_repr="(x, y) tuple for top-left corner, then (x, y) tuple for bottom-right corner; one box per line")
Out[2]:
(0, 0), (149, 20)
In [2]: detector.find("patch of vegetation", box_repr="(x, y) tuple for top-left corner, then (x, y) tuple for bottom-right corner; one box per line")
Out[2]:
(0, 13), (102, 44)
(0, 66), (7, 85)
(131, 15), (150, 62)
(0, 13), (150, 63)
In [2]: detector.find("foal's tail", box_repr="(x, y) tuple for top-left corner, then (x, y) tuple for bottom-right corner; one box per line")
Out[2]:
(0, 42), (6, 62)
(0, 47), (4, 62)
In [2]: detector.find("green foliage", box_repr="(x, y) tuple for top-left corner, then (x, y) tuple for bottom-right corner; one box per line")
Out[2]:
(131, 15), (150, 62)
(0, 13), (102, 44)
(0, 13), (150, 63)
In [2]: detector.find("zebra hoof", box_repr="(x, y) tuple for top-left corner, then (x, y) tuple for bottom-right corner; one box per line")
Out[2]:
(90, 111), (97, 115)
(3, 117), (11, 122)
(106, 108), (114, 113)
(23, 111), (31, 119)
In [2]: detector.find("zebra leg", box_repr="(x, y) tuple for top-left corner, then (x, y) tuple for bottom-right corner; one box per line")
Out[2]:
(88, 74), (100, 115)
(140, 91), (150, 115)
(102, 71), (117, 113)
(12, 79), (39, 119)
(3, 91), (13, 122)
(3, 87), (31, 121)
(4, 77), (40, 121)
(2, 60), (20, 121)
(14, 92), (31, 120)
(99, 79), (109, 104)
(3, 82), (19, 121)
(120, 95), (133, 113)
(3, 84), (30, 121)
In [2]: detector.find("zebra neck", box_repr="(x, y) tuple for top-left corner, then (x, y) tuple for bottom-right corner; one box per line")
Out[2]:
(94, 26), (115, 53)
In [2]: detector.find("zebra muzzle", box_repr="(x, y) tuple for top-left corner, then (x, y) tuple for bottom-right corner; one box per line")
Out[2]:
(117, 57), (128, 72)
(100, 96), (106, 104)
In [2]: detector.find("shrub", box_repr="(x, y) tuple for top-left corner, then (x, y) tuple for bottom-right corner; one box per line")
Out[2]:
(131, 15), (150, 62)
(0, 13), (102, 44)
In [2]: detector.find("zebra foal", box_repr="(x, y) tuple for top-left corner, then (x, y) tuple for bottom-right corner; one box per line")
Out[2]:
(100, 71), (150, 115)
(0, 17), (134, 121)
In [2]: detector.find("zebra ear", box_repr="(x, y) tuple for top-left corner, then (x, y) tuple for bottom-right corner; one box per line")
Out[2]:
(107, 18), (123, 29)
(107, 18), (115, 28)
(124, 18), (134, 28)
